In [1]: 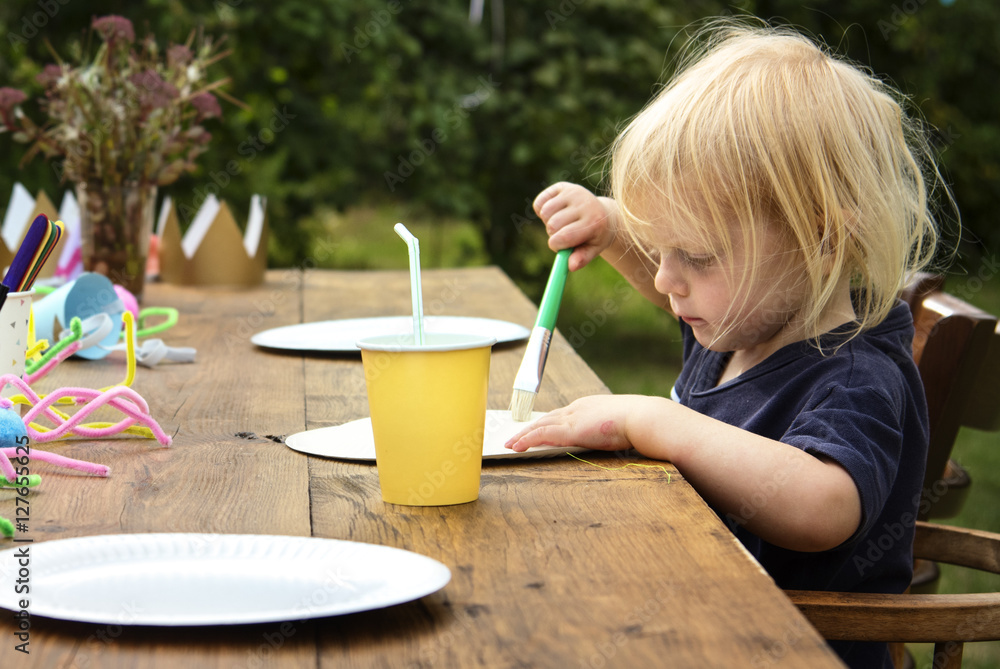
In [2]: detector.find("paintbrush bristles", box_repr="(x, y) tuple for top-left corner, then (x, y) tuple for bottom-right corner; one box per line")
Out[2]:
(510, 325), (552, 422)
(509, 388), (537, 422)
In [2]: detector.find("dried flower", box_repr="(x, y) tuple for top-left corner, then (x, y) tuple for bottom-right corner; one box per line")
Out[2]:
(0, 15), (233, 188)
(0, 87), (27, 133)
(167, 45), (193, 68)
(0, 87), (27, 111)
(129, 69), (180, 109)
(34, 64), (64, 87)
(91, 15), (135, 45)
(190, 92), (222, 120)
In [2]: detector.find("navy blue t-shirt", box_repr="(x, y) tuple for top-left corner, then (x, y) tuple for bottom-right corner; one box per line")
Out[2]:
(672, 301), (928, 669)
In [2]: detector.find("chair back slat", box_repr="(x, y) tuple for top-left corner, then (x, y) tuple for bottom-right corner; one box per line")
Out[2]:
(914, 521), (1000, 575)
(933, 641), (965, 669)
(961, 321), (1000, 432)
(785, 590), (1000, 643)
(905, 284), (998, 520)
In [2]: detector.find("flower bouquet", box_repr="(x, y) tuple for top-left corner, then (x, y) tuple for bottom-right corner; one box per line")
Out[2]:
(0, 15), (233, 298)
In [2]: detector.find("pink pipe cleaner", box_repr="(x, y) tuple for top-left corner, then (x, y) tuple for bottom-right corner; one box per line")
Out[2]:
(25, 340), (83, 385)
(0, 447), (109, 477)
(0, 452), (16, 481)
(3, 376), (172, 446)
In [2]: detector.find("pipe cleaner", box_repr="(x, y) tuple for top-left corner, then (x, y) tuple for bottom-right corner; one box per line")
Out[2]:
(0, 400), (114, 482)
(12, 312), (167, 441)
(19, 312), (135, 396)
(108, 308), (194, 367)
(24, 312), (115, 382)
(30, 285), (191, 368)
(120, 306), (180, 339)
(0, 403), (110, 538)
(1, 376), (172, 446)
(111, 284), (192, 364)
(0, 474), (41, 488)
(24, 315), (86, 379)
(0, 447), (109, 477)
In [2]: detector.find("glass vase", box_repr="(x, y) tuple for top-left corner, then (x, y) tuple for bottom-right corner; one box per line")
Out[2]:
(76, 180), (157, 300)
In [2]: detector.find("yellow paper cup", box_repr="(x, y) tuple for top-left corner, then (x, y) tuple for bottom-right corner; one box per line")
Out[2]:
(358, 332), (495, 506)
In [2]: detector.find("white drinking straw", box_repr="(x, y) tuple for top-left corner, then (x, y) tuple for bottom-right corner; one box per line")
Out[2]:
(393, 223), (425, 345)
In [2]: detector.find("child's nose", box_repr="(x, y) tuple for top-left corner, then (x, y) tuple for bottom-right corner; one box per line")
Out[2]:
(654, 253), (688, 296)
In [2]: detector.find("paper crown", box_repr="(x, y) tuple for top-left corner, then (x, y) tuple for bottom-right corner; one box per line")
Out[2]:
(156, 194), (268, 287)
(0, 183), (74, 279)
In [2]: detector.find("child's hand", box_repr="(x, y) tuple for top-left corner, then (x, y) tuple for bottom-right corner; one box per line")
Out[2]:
(504, 395), (634, 452)
(534, 182), (618, 272)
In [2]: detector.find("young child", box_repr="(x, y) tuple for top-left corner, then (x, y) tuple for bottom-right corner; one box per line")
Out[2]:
(505, 22), (947, 669)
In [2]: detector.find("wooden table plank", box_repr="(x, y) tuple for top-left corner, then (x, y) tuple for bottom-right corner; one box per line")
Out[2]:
(0, 268), (844, 668)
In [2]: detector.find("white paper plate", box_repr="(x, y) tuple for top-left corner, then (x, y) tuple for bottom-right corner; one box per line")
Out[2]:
(252, 316), (530, 352)
(285, 410), (588, 461)
(0, 534), (450, 626)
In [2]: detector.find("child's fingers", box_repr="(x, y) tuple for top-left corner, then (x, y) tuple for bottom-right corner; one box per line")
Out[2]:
(548, 217), (597, 250)
(538, 196), (575, 230)
(544, 206), (586, 239)
(536, 182), (592, 223)
(533, 182), (567, 218)
(504, 428), (532, 451)
(569, 246), (601, 272)
(505, 424), (562, 452)
(504, 413), (562, 452)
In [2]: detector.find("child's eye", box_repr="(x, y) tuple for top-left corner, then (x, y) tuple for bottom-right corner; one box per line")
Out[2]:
(678, 250), (715, 269)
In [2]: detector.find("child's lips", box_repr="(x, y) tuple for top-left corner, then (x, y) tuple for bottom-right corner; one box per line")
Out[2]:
(679, 314), (705, 326)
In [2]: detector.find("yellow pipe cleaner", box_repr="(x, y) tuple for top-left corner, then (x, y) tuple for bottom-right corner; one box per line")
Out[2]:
(16, 311), (156, 440)
(567, 452), (672, 482)
(25, 338), (46, 361)
(25, 307), (43, 363)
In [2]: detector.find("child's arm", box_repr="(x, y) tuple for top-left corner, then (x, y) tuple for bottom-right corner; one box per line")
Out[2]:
(534, 183), (671, 312)
(505, 394), (862, 553)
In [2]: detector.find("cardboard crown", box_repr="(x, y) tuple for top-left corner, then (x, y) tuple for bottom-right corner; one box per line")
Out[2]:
(156, 194), (268, 287)
(0, 183), (72, 280)
(1, 184), (268, 287)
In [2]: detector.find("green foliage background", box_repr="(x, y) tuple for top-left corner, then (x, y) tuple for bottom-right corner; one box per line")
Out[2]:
(2, 3), (999, 666)
(1, 0), (997, 292)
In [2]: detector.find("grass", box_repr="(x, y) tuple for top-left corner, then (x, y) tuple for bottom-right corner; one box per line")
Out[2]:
(301, 204), (490, 270)
(323, 205), (1000, 667)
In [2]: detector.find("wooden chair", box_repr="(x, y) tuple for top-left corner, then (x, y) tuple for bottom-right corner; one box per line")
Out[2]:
(901, 273), (999, 523)
(901, 275), (1000, 594)
(786, 276), (1000, 667)
(786, 521), (1000, 669)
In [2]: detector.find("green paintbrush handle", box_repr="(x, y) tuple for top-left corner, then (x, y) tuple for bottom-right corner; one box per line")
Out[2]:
(535, 248), (571, 330)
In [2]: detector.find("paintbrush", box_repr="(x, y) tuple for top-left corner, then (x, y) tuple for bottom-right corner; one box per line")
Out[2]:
(510, 248), (572, 421)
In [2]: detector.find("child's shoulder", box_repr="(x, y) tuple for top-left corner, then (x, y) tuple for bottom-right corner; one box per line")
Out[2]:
(813, 300), (919, 402)
(833, 300), (914, 370)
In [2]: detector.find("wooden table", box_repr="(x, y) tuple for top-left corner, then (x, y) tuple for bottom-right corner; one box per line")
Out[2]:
(0, 268), (845, 668)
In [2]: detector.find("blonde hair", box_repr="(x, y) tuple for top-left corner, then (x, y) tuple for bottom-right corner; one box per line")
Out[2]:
(610, 20), (950, 345)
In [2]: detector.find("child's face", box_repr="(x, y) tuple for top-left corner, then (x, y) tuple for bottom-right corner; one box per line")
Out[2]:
(647, 210), (809, 356)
